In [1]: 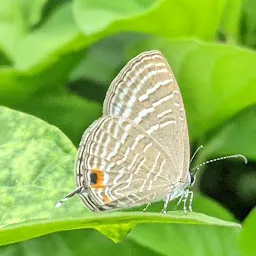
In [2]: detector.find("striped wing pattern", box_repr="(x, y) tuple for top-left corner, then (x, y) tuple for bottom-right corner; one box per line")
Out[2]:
(103, 50), (190, 175)
(76, 116), (172, 211)
(76, 50), (190, 211)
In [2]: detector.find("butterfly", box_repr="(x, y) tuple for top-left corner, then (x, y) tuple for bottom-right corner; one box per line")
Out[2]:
(57, 50), (247, 213)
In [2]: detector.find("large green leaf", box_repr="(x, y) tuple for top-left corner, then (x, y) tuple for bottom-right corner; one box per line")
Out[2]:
(0, 0), (237, 109)
(1, 229), (161, 256)
(0, 195), (241, 256)
(193, 104), (255, 198)
(239, 207), (256, 256)
(1, 210), (241, 246)
(0, 2), (85, 107)
(1, 0), (236, 73)
(74, 0), (228, 40)
(0, 107), (240, 246)
(13, 2), (82, 71)
(14, 90), (102, 146)
(203, 105), (256, 161)
(0, 0), (48, 60)
(69, 32), (147, 86)
(19, 0), (48, 27)
(128, 38), (256, 141)
(241, 0), (256, 48)
(219, 0), (243, 43)
(128, 195), (241, 256)
(0, 68), (36, 105)
(0, 49), (84, 106)
(0, 1), (25, 60)
(14, 0), (229, 72)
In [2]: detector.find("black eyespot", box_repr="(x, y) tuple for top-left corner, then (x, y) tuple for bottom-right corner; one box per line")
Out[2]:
(90, 172), (98, 185)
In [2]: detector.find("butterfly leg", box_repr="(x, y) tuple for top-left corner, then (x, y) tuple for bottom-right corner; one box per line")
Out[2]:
(174, 193), (184, 210)
(143, 193), (156, 212)
(181, 189), (194, 214)
(161, 193), (172, 214)
(188, 190), (194, 212)
(182, 189), (190, 214)
(143, 203), (151, 212)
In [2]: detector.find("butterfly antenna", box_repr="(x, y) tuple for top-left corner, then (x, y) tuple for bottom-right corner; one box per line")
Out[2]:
(190, 145), (204, 163)
(56, 186), (83, 208)
(191, 154), (248, 175)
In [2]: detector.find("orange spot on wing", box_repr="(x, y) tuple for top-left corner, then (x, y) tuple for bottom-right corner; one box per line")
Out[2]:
(103, 195), (110, 204)
(89, 168), (105, 188)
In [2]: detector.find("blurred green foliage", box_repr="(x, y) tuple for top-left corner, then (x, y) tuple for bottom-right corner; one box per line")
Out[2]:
(0, 0), (256, 255)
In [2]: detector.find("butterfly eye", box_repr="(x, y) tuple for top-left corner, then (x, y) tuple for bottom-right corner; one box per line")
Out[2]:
(190, 173), (196, 187)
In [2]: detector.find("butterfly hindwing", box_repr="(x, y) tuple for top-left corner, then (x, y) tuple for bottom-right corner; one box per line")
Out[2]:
(76, 116), (173, 211)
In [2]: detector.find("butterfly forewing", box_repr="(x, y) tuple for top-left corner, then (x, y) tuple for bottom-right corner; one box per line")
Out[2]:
(103, 50), (190, 176)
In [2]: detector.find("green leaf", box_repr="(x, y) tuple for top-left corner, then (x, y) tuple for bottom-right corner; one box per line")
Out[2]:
(13, 0), (229, 72)
(70, 33), (147, 85)
(13, 2), (82, 70)
(0, 68), (36, 105)
(241, 0), (256, 48)
(0, 107), (240, 246)
(0, 0), (237, 109)
(0, 210), (241, 246)
(0, 0), (25, 60)
(129, 194), (241, 256)
(128, 38), (256, 141)
(19, 0), (48, 27)
(0, 195), (241, 256)
(0, 2), (87, 108)
(0, 47), (84, 106)
(74, 0), (228, 40)
(203, 105), (256, 161)
(14, 90), (102, 146)
(1, 229), (161, 256)
(0, 106), (79, 245)
(0, 0), (48, 60)
(219, 0), (243, 43)
(239, 207), (256, 256)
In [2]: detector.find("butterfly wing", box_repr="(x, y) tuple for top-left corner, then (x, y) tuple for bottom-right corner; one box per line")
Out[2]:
(103, 50), (190, 180)
(75, 50), (191, 211)
(76, 116), (172, 211)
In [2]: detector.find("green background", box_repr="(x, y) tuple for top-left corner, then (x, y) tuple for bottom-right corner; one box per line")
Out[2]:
(0, 0), (256, 255)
